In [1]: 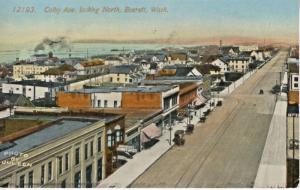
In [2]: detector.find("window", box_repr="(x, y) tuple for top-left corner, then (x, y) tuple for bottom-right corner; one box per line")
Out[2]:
(97, 100), (101, 107)
(107, 130), (113, 148)
(125, 78), (128, 82)
(97, 136), (102, 152)
(172, 96), (177, 106)
(295, 77), (299, 82)
(65, 153), (69, 171)
(74, 171), (81, 188)
(104, 100), (108, 108)
(114, 100), (117, 108)
(97, 158), (102, 181)
(58, 157), (62, 175)
(41, 165), (45, 185)
(75, 148), (80, 165)
(116, 130), (121, 143)
(48, 161), (52, 181)
(117, 78), (120, 81)
(90, 141), (93, 157)
(28, 88), (31, 91)
(28, 171), (33, 188)
(115, 125), (122, 143)
(129, 79), (132, 83)
(19, 175), (25, 188)
(85, 143), (88, 160)
(294, 83), (298, 88)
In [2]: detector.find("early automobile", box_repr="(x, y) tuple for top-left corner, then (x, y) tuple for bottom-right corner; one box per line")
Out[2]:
(259, 89), (264, 94)
(173, 130), (185, 146)
(185, 124), (194, 134)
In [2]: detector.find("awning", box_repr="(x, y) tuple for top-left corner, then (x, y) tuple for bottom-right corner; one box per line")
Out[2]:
(194, 94), (208, 107)
(140, 123), (162, 144)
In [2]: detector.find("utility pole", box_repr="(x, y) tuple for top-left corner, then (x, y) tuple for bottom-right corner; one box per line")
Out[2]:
(169, 114), (172, 146)
(292, 115), (295, 185)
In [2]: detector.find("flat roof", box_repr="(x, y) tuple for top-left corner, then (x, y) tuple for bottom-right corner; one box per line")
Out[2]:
(72, 85), (176, 93)
(0, 113), (120, 161)
(9, 80), (64, 88)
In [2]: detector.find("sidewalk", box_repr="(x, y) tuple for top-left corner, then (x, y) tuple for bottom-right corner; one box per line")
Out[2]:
(98, 100), (220, 188)
(254, 99), (287, 187)
(98, 117), (188, 187)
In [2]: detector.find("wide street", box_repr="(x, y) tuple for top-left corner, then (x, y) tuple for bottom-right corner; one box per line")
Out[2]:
(130, 51), (288, 188)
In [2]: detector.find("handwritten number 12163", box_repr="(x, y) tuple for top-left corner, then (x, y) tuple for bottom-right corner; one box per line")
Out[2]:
(13, 6), (35, 13)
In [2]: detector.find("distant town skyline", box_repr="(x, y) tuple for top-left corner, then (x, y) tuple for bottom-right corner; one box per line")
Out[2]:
(0, 0), (298, 49)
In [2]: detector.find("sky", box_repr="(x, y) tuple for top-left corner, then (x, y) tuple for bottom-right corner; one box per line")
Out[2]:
(0, 0), (298, 48)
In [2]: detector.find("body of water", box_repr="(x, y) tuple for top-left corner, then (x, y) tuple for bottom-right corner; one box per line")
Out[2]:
(0, 43), (193, 64)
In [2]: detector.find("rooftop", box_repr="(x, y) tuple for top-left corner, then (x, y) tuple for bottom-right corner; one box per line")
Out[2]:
(9, 80), (65, 87)
(0, 112), (121, 161)
(110, 65), (139, 74)
(80, 59), (105, 67)
(72, 85), (176, 93)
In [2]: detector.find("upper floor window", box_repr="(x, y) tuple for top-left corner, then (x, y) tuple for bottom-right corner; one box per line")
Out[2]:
(107, 129), (114, 148)
(115, 125), (122, 143)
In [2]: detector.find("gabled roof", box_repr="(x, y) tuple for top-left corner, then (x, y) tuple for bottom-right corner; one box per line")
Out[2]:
(168, 53), (188, 61)
(43, 64), (76, 75)
(159, 65), (196, 77)
(239, 51), (252, 57)
(0, 93), (33, 107)
(80, 60), (104, 67)
(221, 46), (240, 55)
(110, 65), (139, 74)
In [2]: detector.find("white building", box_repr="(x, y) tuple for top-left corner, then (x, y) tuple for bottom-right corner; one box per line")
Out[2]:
(239, 45), (259, 52)
(251, 50), (265, 61)
(13, 63), (56, 81)
(0, 112), (125, 188)
(74, 60), (108, 75)
(210, 58), (229, 74)
(2, 80), (66, 101)
(228, 57), (251, 73)
(92, 91), (122, 108)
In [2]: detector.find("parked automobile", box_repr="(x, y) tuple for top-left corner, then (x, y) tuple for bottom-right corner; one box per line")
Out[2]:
(259, 89), (264, 94)
(185, 124), (194, 134)
(173, 130), (185, 146)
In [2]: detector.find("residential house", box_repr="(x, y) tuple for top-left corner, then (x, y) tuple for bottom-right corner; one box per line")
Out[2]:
(167, 53), (189, 65)
(158, 65), (202, 78)
(104, 56), (128, 65)
(250, 50), (265, 61)
(210, 58), (229, 74)
(227, 57), (251, 73)
(34, 64), (77, 82)
(220, 46), (240, 57)
(109, 65), (143, 84)
(74, 60), (109, 75)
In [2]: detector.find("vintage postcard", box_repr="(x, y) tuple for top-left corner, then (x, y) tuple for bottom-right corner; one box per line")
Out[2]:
(0, 0), (298, 188)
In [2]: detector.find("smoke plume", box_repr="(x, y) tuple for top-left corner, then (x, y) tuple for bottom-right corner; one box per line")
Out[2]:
(34, 37), (71, 52)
